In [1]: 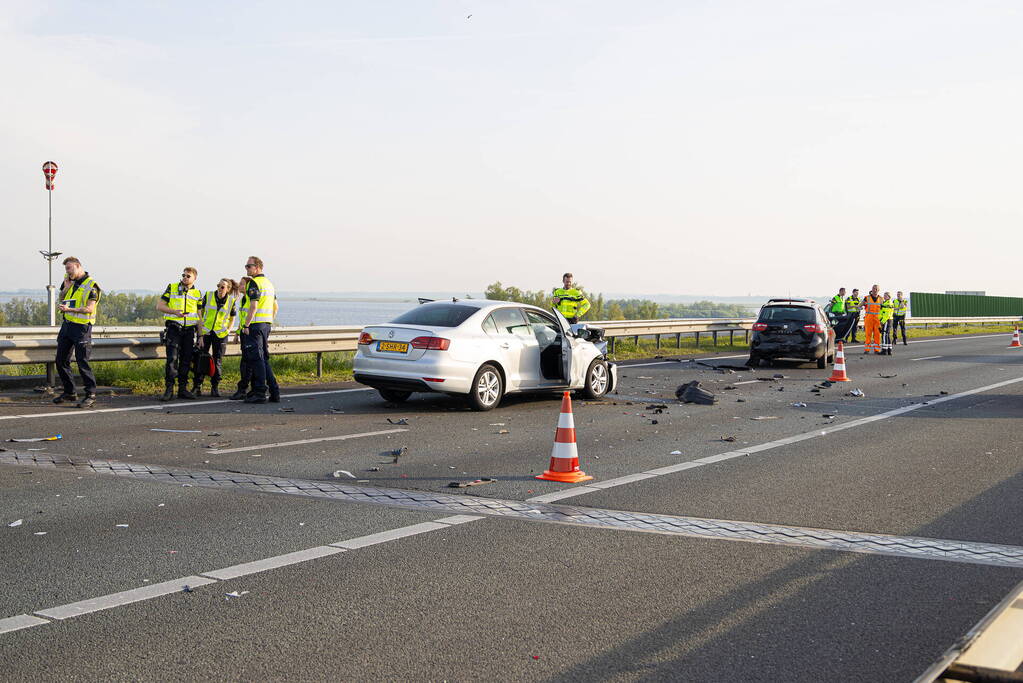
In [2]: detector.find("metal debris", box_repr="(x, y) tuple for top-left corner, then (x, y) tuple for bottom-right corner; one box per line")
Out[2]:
(279, 407), (295, 413)
(7, 435), (62, 442)
(448, 478), (497, 488)
(848, 389), (865, 397)
(720, 436), (737, 442)
(386, 418), (409, 425)
(675, 381), (717, 405)
(391, 446), (409, 463)
(204, 442), (231, 449)
(791, 402), (807, 408)
(332, 470), (356, 479)
(878, 373), (897, 379)
(751, 416), (779, 420)
(8, 519), (23, 527)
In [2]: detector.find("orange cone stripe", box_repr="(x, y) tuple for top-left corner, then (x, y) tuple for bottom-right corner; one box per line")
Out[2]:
(554, 427), (576, 443)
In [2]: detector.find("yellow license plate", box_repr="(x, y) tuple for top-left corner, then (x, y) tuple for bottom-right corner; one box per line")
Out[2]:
(378, 341), (409, 353)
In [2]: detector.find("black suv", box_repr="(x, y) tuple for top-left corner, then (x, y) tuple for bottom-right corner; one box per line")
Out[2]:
(747, 299), (836, 368)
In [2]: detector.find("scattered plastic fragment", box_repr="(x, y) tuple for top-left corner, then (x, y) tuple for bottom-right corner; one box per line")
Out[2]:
(158, 503), (166, 507)
(207, 433), (222, 436)
(225, 591), (250, 598)
(720, 436), (737, 442)
(391, 446), (408, 463)
(332, 470), (356, 479)
(670, 450), (682, 455)
(182, 585), (194, 593)
(751, 416), (779, 420)
(848, 389), (865, 397)
(822, 414), (836, 419)
(675, 381), (717, 405)
(448, 477), (497, 488)
(34, 531), (47, 536)
(940, 390), (949, 395)
(116, 524), (129, 528)
(9, 519), (23, 527)
(150, 429), (201, 433)
(367, 467), (380, 472)
(489, 423), (505, 426)
(279, 407), (295, 413)
(878, 373), (897, 379)
(329, 407), (345, 414)
(772, 374), (786, 379)
(7, 434), (62, 442)
(386, 418), (409, 425)
(204, 442), (231, 449)
(791, 402), (807, 408)
(497, 429), (510, 435)
(650, 419), (658, 425)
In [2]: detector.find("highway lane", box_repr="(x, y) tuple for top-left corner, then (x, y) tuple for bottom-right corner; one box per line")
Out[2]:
(1, 331), (1021, 680)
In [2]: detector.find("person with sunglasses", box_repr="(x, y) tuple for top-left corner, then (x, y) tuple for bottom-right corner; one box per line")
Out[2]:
(239, 257), (280, 403)
(155, 267), (203, 401)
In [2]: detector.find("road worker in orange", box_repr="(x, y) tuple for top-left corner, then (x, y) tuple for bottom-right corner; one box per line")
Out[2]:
(860, 284), (883, 354)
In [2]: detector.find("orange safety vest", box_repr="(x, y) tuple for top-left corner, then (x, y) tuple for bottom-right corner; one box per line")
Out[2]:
(863, 295), (882, 315)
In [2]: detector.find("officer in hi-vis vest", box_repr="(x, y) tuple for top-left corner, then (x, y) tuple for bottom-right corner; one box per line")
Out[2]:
(156, 267), (203, 401)
(240, 256), (280, 404)
(552, 272), (591, 325)
(53, 256), (101, 409)
(193, 278), (238, 397)
(829, 288), (847, 314)
(892, 291), (909, 346)
(879, 292), (895, 355)
(844, 288), (861, 342)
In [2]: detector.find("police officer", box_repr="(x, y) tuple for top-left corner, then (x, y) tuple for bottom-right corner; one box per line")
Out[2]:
(844, 288), (861, 342)
(892, 291), (909, 346)
(193, 278), (237, 397)
(156, 267), (203, 401)
(552, 272), (590, 324)
(879, 292), (895, 355)
(240, 256), (280, 404)
(53, 256), (101, 409)
(829, 288), (847, 314)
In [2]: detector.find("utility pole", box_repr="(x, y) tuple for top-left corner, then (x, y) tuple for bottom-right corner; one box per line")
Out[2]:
(41, 161), (61, 327)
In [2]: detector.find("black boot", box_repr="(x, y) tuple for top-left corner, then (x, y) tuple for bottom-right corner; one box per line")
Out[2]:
(244, 392), (268, 404)
(160, 385), (174, 402)
(178, 386), (196, 400)
(53, 393), (78, 404)
(191, 380), (202, 397)
(210, 383), (220, 398)
(229, 389), (247, 400)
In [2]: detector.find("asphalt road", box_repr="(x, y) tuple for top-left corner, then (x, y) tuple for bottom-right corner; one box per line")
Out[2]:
(1, 332), (1021, 681)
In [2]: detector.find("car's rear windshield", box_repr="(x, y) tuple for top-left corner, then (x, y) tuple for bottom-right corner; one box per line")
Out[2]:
(759, 306), (815, 322)
(390, 304), (477, 327)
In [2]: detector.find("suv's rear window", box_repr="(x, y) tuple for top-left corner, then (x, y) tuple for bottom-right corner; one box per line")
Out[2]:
(391, 304), (477, 327)
(759, 306), (815, 322)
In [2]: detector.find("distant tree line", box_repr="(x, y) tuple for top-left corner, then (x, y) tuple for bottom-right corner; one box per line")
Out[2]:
(0, 293), (164, 326)
(484, 282), (751, 320)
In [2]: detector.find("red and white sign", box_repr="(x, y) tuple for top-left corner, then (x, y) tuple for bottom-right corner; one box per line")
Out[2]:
(42, 161), (58, 190)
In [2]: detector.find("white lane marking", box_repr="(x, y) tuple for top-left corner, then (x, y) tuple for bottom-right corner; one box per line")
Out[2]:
(5, 515), (482, 636)
(329, 521), (449, 549)
(733, 379), (760, 385)
(205, 428), (407, 454)
(0, 387), (372, 422)
(527, 374), (1023, 503)
(34, 576), (218, 620)
(911, 356), (943, 361)
(201, 546), (346, 580)
(0, 614), (49, 634)
(621, 333), (1011, 369)
(588, 473), (659, 489)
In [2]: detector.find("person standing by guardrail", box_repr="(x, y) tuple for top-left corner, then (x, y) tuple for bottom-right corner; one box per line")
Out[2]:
(844, 288), (861, 342)
(156, 267), (203, 401)
(552, 272), (590, 324)
(192, 278), (237, 397)
(230, 276), (254, 400)
(829, 288), (846, 314)
(861, 285), (883, 354)
(53, 256), (101, 409)
(892, 291), (908, 346)
(240, 257), (279, 404)
(880, 292), (895, 355)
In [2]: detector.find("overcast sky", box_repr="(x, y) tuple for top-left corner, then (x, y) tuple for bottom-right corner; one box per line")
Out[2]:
(2, 1), (1021, 297)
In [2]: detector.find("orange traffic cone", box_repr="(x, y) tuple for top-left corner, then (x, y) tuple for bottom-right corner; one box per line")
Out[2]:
(536, 392), (593, 483)
(827, 341), (852, 382)
(1010, 329), (1021, 348)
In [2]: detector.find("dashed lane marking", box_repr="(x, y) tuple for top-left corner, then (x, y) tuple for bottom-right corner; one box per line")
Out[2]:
(204, 428), (407, 454)
(911, 356), (943, 361)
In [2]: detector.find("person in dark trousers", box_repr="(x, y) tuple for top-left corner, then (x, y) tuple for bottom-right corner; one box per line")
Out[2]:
(892, 291), (909, 345)
(239, 257), (280, 404)
(53, 256), (101, 409)
(230, 276), (254, 400)
(156, 267), (203, 401)
(844, 288), (861, 342)
(193, 278), (238, 397)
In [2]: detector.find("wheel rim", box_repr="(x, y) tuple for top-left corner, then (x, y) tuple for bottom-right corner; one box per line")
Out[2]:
(476, 370), (500, 406)
(590, 363), (608, 394)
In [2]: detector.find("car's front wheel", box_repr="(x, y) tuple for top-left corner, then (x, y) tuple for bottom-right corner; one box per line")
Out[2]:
(379, 389), (411, 403)
(467, 364), (503, 411)
(580, 359), (610, 399)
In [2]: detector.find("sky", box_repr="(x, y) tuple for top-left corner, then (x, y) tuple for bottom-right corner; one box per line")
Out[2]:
(2, 1), (1022, 298)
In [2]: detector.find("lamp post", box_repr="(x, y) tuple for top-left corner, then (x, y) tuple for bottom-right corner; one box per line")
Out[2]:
(41, 161), (61, 327)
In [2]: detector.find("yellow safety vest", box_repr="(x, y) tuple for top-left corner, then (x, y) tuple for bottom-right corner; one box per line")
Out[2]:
(164, 283), (202, 326)
(553, 287), (590, 319)
(249, 275), (276, 324)
(863, 295), (882, 316)
(61, 276), (100, 325)
(845, 296), (860, 312)
(893, 298), (908, 315)
(200, 291), (234, 338)
(236, 294), (249, 330)
(880, 300), (894, 324)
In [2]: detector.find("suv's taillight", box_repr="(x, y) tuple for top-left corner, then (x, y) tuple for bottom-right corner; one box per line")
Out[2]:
(751, 322), (768, 331)
(410, 336), (450, 351)
(358, 332), (373, 345)
(803, 323), (826, 333)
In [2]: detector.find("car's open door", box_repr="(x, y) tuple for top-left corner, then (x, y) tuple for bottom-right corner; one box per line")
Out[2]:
(827, 311), (856, 340)
(551, 308), (573, 383)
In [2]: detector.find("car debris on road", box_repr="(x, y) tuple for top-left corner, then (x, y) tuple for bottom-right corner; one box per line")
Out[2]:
(675, 381), (717, 405)
(448, 477), (497, 488)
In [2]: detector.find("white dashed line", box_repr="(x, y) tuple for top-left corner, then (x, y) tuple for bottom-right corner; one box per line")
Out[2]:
(0, 614), (49, 635)
(205, 428), (407, 454)
(911, 356), (943, 361)
(35, 576), (218, 620)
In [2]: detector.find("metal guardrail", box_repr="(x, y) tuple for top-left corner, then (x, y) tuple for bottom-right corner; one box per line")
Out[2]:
(1, 317), (1018, 371)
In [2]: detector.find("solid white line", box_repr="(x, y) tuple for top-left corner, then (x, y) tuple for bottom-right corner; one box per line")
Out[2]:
(201, 546), (346, 580)
(34, 576), (218, 620)
(527, 373), (1023, 503)
(434, 515), (485, 525)
(205, 428), (407, 454)
(911, 356), (943, 361)
(329, 522), (450, 549)
(0, 614), (49, 634)
(733, 379), (760, 385)
(0, 387), (372, 422)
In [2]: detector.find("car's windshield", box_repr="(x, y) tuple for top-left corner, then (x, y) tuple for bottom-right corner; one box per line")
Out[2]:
(759, 306), (815, 323)
(391, 304), (477, 327)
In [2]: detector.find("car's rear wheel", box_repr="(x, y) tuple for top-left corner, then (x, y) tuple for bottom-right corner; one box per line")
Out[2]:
(467, 364), (503, 411)
(379, 389), (411, 403)
(746, 354), (760, 367)
(816, 354), (827, 369)
(580, 359), (609, 399)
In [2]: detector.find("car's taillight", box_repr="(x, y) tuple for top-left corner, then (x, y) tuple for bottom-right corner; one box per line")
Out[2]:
(803, 324), (826, 333)
(752, 322), (768, 331)
(410, 336), (450, 351)
(358, 332), (373, 345)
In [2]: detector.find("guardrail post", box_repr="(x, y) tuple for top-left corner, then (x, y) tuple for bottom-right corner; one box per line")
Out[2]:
(316, 352), (323, 378)
(745, 330), (750, 343)
(46, 362), (55, 387)
(655, 334), (661, 349)
(695, 332), (700, 346)
(676, 333), (681, 348)
(609, 337), (616, 353)
(633, 335), (639, 346)
(729, 330), (734, 345)
(712, 331), (718, 346)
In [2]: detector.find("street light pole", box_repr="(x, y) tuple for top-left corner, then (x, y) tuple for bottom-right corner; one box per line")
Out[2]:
(41, 161), (60, 328)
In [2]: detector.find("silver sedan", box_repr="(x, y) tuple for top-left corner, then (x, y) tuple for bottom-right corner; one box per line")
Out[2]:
(353, 299), (617, 410)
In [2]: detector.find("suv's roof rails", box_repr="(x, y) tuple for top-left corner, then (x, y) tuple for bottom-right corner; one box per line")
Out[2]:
(766, 298), (814, 304)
